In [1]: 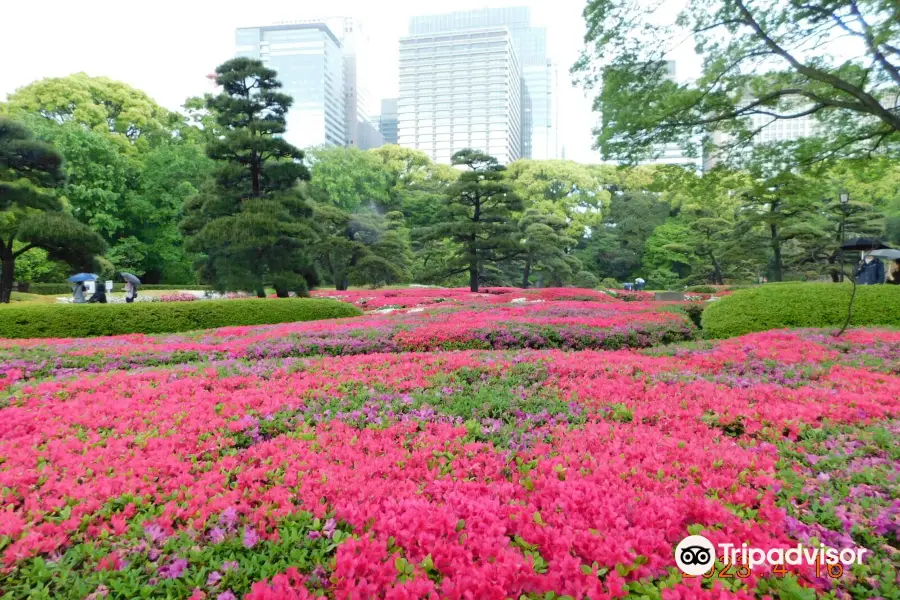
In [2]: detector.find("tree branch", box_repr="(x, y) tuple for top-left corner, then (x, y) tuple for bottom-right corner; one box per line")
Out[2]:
(847, 0), (900, 86)
(12, 244), (35, 258)
(733, 0), (900, 131)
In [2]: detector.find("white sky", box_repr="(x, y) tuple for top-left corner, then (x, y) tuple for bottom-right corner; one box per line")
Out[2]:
(0, 0), (691, 163)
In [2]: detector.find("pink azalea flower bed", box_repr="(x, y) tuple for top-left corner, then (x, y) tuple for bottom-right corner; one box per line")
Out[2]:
(310, 287), (620, 310)
(0, 291), (898, 599)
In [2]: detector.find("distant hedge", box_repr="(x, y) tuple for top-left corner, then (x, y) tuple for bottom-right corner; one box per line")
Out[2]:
(0, 298), (361, 339)
(23, 283), (213, 295)
(702, 283), (900, 338)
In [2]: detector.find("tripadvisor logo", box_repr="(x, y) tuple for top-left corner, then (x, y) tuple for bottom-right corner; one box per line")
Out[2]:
(675, 535), (716, 576)
(674, 534), (868, 579)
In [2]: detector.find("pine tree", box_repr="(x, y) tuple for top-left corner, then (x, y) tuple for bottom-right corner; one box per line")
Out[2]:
(417, 150), (523, 292)
(0, 119), (107, 303)
(181, 58), (317, 297)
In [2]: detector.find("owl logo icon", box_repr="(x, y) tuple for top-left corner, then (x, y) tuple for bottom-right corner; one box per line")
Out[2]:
(675, 535), (716, 576)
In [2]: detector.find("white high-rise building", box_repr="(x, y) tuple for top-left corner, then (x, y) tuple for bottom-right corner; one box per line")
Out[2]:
(408, 7), (557, 160)
(398, 27), (523, 165)
(237, 17), (382, 149)
(274, 17), (380, 148)
(236, 23), (346, 148)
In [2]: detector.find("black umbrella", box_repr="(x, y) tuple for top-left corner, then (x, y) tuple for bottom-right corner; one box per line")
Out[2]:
(120, 272), (142, 288)
(840, 238), (891, 251)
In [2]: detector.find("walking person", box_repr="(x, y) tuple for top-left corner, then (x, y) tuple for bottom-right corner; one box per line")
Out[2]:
(121, 272), (141, 303)
(887, 260), (900, 285)
(855, 255), (885, 285)
(87, 285), (107, 303)
(72, 282), (86, 304)
(123, 281), (136, 303)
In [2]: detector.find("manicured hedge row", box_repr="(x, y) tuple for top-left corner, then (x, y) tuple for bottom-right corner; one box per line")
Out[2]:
(702, 283), (900, 338)
(23, 283), (213, 295)
(0, 298), (361, 339)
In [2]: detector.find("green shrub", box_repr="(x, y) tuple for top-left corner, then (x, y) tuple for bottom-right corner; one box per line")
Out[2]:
(0, 298), (361, 339)
(572, 271), (600, 289)
(26, 283), (213, 295)
(684, 285), (718, 294)
(600, 278), (620, 290)
(701, 283), (900, 338)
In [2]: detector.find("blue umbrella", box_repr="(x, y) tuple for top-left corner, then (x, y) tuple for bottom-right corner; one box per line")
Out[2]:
(67, 273), (99, 283)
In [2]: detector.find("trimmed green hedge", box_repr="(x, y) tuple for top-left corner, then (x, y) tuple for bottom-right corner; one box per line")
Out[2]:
(23, 283), (213, 295)
(0, 298), (361, 339)
(702, 283), (900, 338)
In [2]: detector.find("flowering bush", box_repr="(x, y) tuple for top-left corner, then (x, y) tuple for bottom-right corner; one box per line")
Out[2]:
(160, 293), (200, 302)
(0, 288), (897, 599)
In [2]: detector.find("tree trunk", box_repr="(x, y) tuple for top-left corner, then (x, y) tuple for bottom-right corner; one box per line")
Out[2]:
(770, 223), (783, 282)
(709, 253), (724, 285)
(275, 286), (289, 298)
(521, 257), (531, 289)
(250, 149), (260, 198)
(0, 255), (14, 304)
(337, 277), (349, 291)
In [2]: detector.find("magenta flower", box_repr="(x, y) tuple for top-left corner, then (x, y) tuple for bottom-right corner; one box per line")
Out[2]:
(242, 526), (258, 549)
(208, 527), (225, 544)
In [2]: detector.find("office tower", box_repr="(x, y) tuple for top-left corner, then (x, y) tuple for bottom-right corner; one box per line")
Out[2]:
(398, 27), (522, 165)
(278, 17), (380, 148)
(379, 98), (399, 145)
(407, 7), (556, 160)
(236, 23), (346, 148)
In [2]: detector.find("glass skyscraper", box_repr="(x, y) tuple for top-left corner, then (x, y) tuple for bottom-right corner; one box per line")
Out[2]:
(235, 23), (346, 149)
(398, 27), (522, 165)
(408, 7), (557, 160)
(379, 99), (399, 145)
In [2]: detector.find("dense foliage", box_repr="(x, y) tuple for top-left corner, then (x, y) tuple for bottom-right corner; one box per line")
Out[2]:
(573, 0), (900, 164)
(702, 283), (900, 337)
(0, 119), (107, 303)
(1, 62), (897, 300)
(0, 298), (361, 338)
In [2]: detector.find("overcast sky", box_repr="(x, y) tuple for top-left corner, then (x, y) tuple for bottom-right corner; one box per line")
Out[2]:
(0, 0), (688, 163)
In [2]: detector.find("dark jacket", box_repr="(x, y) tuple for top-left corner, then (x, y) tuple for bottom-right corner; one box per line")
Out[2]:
(87, 288), (107, 303)
(856, 259), (885, 285)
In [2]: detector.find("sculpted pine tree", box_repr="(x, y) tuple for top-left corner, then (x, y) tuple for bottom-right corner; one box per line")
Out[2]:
(181, 58), (317, 297)
(0, 119), (106, 303)
(417, 150), (523, 292)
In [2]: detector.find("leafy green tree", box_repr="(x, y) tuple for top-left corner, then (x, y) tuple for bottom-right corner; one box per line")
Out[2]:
(517, 208), (580, 288)
(125, 141), (213, 283)
(417, 149), (523, 292)
(181, 58), (317, 297)
(736, 168), (826, 282)
(307, 146), (392, 212)
(0, 119), (107, 302)
(2, 73), (175, 151)
(312, 205), (411, 290)
(642, 220), (697, 281)
(580, 190), (671, 281)
(506, 159), (609, 240)
(574, 0), (900, 163)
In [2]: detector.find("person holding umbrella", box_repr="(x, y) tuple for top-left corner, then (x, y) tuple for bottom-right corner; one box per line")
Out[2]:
(121, 272), (141, 303)
(856, 254), (885, 285)
(840, 238), (889, 285)
(67, 273), (98, 304)
(867, 249), (900, 285)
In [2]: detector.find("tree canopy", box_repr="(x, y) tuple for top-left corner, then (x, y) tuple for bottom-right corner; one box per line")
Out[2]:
(574, 0), (900, 164)
(0, 118), (106, 302)
(181, 58), (316, 297)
